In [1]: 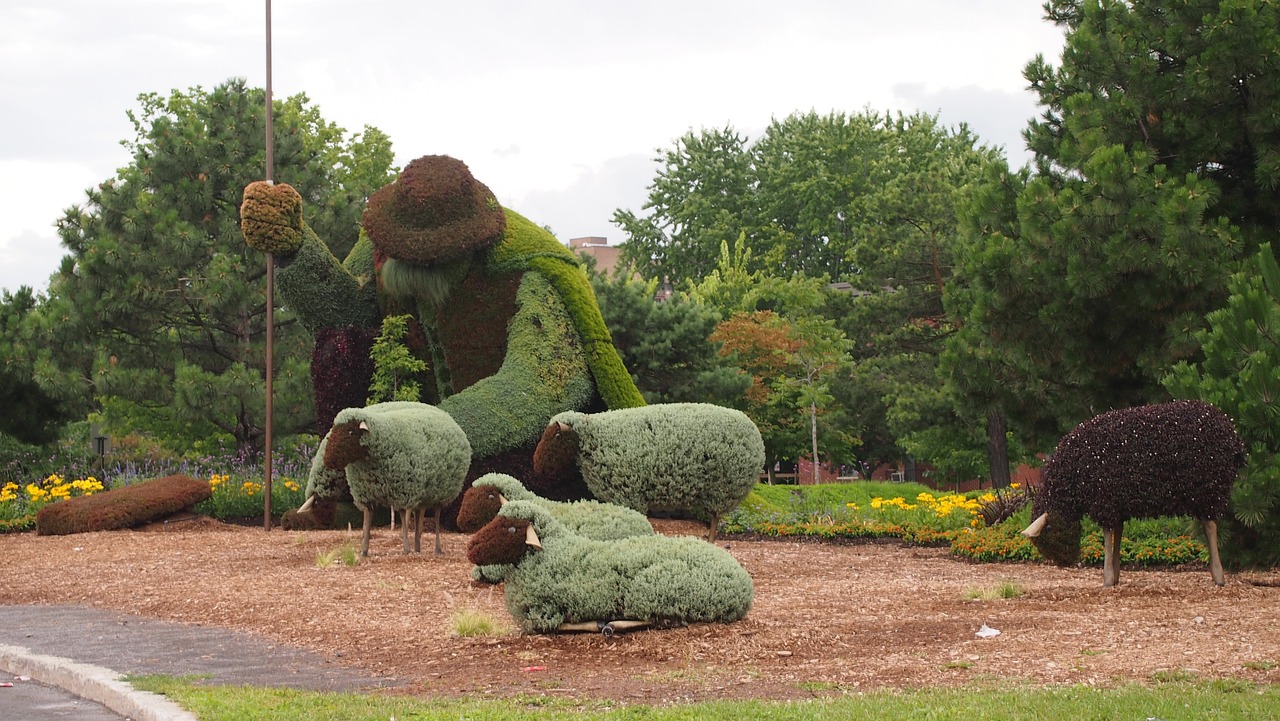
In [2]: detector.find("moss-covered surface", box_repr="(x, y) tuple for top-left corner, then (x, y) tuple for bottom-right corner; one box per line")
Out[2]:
(36, 475), (212, 536)
(311, 326), (377, 434)
(439, 272), (594, 459)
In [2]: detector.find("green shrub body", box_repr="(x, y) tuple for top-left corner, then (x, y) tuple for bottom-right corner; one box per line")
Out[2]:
(458, 472), (654, 583)
(537, 403), (765, 519)
(1032, 400), (1245, 565)
(468, 501), (753, 633)
(322, 402), (471, 517)
(36, 475), (211, 535)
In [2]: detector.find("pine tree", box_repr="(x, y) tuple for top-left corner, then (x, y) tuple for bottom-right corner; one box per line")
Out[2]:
(34, 79), (394, 454)
(1164, 244), (1280, 567)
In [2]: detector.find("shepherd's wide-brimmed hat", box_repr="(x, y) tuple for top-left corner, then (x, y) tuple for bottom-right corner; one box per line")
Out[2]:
(361, 155), (506, 265)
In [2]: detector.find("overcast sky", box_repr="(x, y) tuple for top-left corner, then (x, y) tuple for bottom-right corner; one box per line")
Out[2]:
(0, 1), (1064, 295)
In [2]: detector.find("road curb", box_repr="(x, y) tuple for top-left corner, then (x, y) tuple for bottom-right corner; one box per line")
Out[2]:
(0, 643), (196, 721)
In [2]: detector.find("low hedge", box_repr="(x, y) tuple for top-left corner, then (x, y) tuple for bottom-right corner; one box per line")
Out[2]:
(36, 475), (212, 536)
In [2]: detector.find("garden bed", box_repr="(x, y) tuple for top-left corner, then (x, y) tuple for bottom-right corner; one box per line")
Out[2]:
(0, 518), (1277, 703)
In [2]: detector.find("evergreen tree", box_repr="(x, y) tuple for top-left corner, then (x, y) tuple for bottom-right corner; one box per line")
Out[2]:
(1164, 243), (1280, 567)
(590, 270), (749, 406)
(948, 0), (1279, 443)
(33, 79), (394, 454)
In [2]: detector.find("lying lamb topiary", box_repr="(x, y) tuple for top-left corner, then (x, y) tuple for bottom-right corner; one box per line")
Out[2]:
(456, 472), (655, 583)
(533, 403), (765, 541)
(301, 401), (471, 556)
(36, 475), (211, 536)
(1022, 399), (1246, 586)
(467, 500), (753, 633)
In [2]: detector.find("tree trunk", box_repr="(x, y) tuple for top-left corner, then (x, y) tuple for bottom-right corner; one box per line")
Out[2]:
(810, 401), (820, 485)
(986, 407), (1012, 489)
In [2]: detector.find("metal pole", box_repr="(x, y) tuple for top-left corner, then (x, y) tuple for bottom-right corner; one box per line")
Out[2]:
(263, 0), (275, 530)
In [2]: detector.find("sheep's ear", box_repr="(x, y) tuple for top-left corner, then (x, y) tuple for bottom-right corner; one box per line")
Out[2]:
(525, 524), (542, 549)
(556, 421), (570, 434)
(497, 494), (508, 506)
(1021, 513), (1048, 538)
(358, 420), (369, 431)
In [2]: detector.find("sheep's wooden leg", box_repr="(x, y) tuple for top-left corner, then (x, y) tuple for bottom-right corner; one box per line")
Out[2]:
(400, 509), (411, 554)
(1103, 524), (1122, 587)
(360, 508), (373, 557)
(1203, 519), (1225, 586)
(432, 507), (444, 555)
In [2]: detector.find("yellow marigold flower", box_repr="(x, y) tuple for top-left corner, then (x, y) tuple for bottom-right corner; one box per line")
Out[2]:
(284, 480), (301, 492)
(1010, 482), (1021, 489)
(845, 502), (859, 510)
(26, 484), (48, 502)
(50, 485), (72, 500)
(870, 498), (884, 509)
(916, 492), (935, 503)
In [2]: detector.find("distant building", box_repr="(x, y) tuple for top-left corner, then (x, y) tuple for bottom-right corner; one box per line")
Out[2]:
(569, 237), (623, 278)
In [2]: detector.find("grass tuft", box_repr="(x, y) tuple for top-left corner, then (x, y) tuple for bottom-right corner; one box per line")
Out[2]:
(962, 580), (1024, 600)
(450, 608), (508, 637)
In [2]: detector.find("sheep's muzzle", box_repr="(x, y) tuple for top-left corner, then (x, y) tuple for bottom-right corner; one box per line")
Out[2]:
(467, 516), (536, 566)
(456, 486), (506, 532)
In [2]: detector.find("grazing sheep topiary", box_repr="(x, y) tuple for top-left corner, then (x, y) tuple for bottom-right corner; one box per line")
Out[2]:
(533, 403), (765, 541)
(466, 500), (753, 633)
(1021, 399), (1246, 587)
(456, 472), (655, 583)
(302, 401), (471, 556)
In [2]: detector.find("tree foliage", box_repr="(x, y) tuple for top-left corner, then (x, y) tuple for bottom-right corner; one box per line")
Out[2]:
(590, 270), (749, 407)
(1164, 244), (1280, 567)
(947, 0), (1279, 448)
(31, 78), (394, 454)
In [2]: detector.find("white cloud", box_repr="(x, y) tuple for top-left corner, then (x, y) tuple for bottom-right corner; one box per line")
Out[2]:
(0, 0), (1066, 293)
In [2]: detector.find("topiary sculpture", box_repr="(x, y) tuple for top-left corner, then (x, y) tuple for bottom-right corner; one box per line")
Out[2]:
(240, 156), (645, 527)
(36, 475), (211, 536)
(1021, 399), (1246, 587)
(456, 472), (655, 583)
(466, 500), (753, 634)
(301, 401), (471, 556)
(533, 403), (765, 541)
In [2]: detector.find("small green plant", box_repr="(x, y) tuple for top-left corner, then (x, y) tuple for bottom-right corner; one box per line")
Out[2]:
(963, 580), (1024, 600)
(1242, 660), (1277, 671)
(315, 544), (359, 568)
(367, 314), (428, 404)
(449, 608), (507, 637)
(1080, 649), (1108, 656)
(943, 661), (972, 670)
(1151, 669), (1199, 684)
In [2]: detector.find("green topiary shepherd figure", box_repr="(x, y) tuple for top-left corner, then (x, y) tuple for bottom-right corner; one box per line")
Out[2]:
(241, 156), (644, 524)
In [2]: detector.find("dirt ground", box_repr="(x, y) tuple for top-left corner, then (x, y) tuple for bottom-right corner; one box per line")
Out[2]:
(2, 517), (1278, 703)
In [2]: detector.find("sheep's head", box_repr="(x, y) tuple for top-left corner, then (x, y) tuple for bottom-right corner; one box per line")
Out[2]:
(1022, 506), (1082, 567)
(532, 420), (579, 477)
(456, 485), (506, 533)
(323, 420), (370, 470)
(466, 514), (539, 566)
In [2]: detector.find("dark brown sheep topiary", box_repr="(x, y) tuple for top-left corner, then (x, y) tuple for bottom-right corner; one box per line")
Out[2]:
(1022, 400), (1246, 586)
(36, 475), (212, 536)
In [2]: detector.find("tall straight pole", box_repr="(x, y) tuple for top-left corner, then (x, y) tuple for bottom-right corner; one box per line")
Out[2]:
(262, 0), (275, 530)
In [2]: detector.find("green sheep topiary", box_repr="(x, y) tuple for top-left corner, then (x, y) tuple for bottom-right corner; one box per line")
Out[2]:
(466, 500), (753, 634)
(456, 472), (655, 583)
(1023, 399), (1245, 587)
(534, 403), (765, 541)
(310, 401), (471, 556)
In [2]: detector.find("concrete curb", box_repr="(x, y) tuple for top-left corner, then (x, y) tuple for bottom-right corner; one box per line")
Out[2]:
(0, 643), (197, 721)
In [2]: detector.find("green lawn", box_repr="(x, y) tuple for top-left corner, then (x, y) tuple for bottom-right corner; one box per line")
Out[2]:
(130, 676), (1280, 721)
